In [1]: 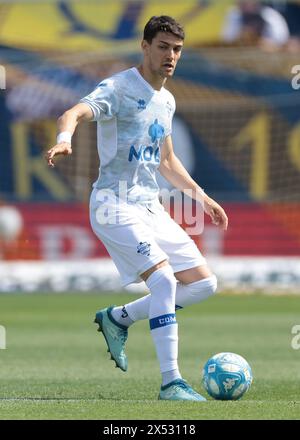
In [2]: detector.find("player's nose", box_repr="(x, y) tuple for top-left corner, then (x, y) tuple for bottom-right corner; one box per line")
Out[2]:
(165, 54), (175, 63)
(165, 47), (175, 59)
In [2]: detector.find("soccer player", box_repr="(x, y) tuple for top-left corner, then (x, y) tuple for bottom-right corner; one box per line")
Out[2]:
(46, 16), (228, 401)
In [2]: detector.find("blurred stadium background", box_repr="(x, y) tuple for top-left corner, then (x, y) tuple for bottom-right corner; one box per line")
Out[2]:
(1, 0), (300, 294)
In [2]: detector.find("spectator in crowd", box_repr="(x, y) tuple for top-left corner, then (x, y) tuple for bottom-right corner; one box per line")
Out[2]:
(221, 0), (290, 50)
(265, 1), (300, 52)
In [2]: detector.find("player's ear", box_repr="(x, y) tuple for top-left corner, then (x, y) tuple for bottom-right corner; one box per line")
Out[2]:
(141, 39), (150, 54)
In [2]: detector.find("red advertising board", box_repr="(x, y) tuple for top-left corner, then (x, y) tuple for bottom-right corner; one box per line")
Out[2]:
(1, 203), (300, 260)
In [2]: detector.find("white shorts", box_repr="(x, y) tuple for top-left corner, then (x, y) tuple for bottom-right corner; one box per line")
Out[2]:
(90, 188), (206, 286)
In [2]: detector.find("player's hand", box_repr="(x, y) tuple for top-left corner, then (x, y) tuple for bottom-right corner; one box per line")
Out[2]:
(45, 143), (72, 168)
(203, 196), (228, 231)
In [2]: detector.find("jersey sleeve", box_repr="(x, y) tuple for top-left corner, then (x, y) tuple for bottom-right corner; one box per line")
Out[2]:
(80, 78), (120, 121)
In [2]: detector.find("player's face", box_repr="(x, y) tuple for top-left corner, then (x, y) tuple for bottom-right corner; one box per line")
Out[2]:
(142, 32), (183, 79)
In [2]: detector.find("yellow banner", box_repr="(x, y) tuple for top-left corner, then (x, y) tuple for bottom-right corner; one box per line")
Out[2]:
(0, 0), (234, 52)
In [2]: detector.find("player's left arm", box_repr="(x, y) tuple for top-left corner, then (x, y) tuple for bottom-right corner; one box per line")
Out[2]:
(159, 135), (228, 230)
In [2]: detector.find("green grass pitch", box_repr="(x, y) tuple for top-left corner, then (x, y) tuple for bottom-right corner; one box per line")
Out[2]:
(0, 292), (299, 420)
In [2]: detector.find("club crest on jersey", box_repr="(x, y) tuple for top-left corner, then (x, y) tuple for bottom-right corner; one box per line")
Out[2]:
(148, 119), (165, 143)
(137, 242), (151, 256)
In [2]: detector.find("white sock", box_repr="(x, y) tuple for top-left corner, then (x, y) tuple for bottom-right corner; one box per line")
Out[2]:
(162, 369), (182, 386)
(111, 305), (134, 327)
(146, 265), (179, 374)
(125, 275), (218, 322)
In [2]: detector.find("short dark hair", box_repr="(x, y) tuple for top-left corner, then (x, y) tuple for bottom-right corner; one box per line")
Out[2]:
(143, 16), (185, 43)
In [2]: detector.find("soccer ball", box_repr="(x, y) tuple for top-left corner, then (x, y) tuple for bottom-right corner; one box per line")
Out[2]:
(202, 352), (253, 400)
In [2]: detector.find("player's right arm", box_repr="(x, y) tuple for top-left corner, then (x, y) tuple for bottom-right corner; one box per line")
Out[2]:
(45, 102), (93, 167)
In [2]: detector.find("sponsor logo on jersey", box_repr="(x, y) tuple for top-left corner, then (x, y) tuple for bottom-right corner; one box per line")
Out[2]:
(128, 119), (164, 163)
(128, 145), (160, 163)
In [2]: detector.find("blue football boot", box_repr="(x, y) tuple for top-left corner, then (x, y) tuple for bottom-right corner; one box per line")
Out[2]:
(94, 306), (128, 372)
(159, 379), (207, 401)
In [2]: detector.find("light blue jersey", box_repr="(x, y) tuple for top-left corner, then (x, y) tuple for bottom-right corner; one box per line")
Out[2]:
(80, 67), (175, 203)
